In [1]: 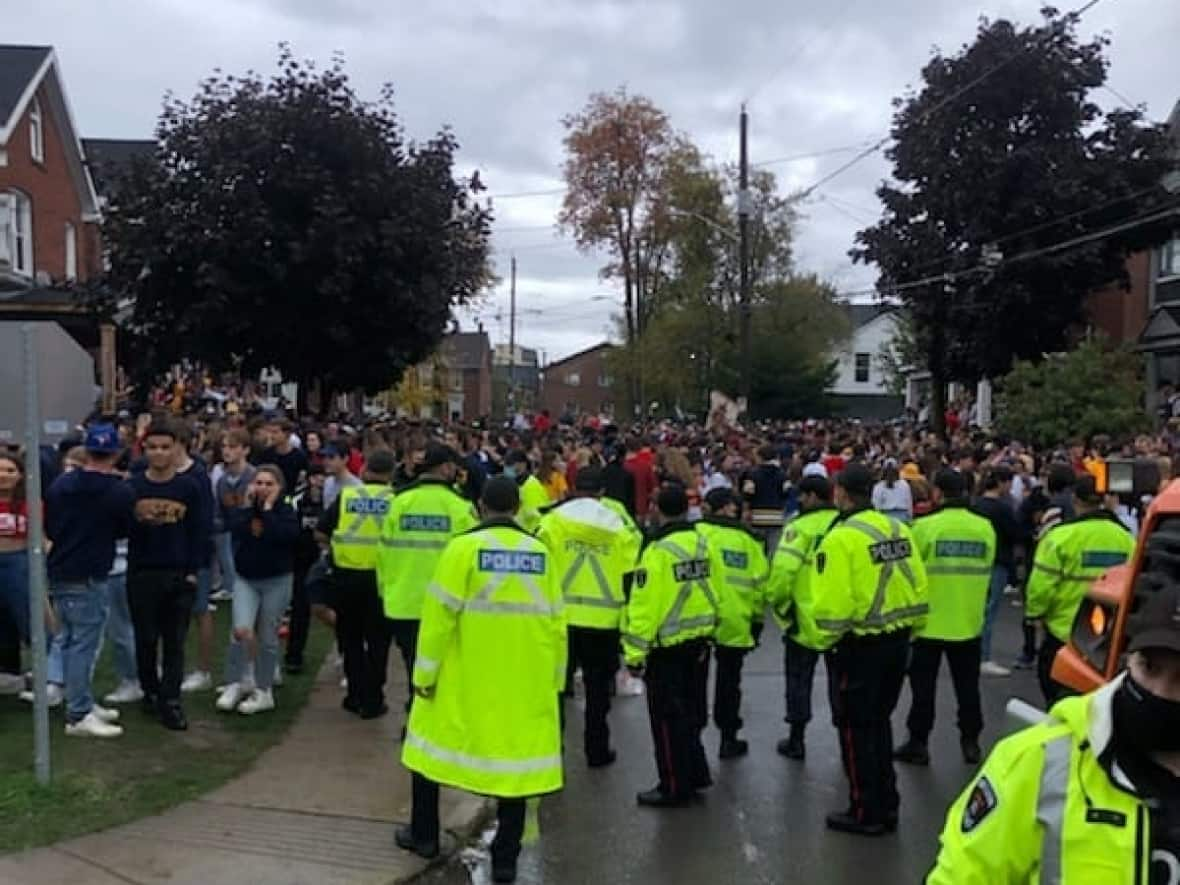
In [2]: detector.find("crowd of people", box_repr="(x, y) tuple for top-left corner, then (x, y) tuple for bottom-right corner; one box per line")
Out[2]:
(2, 404), (1178, 881)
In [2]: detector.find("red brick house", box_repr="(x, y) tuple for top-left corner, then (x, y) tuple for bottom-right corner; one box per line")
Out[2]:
(540, 342), (615, 418)
(0, 46), (102, 290)
(439, 330), (493, 422)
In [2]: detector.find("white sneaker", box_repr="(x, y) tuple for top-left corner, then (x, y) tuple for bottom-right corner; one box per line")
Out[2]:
(273, 664), (284, 687)
(0, 673), (23, 695)
(104, 680), (144, 705)
(238, 688), (275, 715)
(181, 671), (213, 693)
(91, 703), (120, 723)
(20, 683), (63, 707)
(216, 682), (247, 712)
(981, 660), (1012, 677)
(65, 711), (124, 738)
(209, 588), (232, 602)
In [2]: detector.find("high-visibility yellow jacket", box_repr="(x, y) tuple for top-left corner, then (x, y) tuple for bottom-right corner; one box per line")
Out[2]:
(695, 517), (768, 648)
(378, 477), (478, 620)
(402, 520), (567, 799)
(331, 483), (395, 571)
(911, 503), (997, 641)
(767, 506), (840, 633)
(928, 676), (1152, 884)
(600, 496), (645, 551)
(516, 475), (552, 534)
(796, 507), (929, 652)
(1026, 510), (1135, 643)
(622, 523), (722, 667)
(536, 496), (640, 630)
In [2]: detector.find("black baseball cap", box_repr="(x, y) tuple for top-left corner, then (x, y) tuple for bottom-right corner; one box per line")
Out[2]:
(422, 442), (458, 471)
(1128, 583), (1180, 655)
(704, 487), (738, 512)
(836, 463), (874, 498)
(574, 466), (604, 493)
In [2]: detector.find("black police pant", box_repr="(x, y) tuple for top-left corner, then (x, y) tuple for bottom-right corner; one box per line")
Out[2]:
(783, 635), (820, 725)
(284, 566), (310, 668)
(388, 618), (420, 715)
(564, 626), (620, 763)
(713, 645), (747, 738)
(644, 640), (711, 798)
(826, 630), (909, 826)
(411, 773), (526, 866)
(333, 568), (391, 713)
(1037, 633), (1077, 707)
(126, 569), (195, 707)
(905, 637), (982, 742)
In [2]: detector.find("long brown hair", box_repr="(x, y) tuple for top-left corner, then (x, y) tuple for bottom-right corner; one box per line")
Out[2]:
(0, 452), (26, 504)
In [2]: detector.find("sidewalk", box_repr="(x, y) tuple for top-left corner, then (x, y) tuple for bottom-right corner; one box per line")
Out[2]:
(0, 659), (489, 885)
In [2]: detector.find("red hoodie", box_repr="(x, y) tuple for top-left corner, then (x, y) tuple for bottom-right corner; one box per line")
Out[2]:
(625, 449), (657, 519)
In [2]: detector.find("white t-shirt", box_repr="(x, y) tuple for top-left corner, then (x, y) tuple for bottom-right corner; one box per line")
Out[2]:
(802, 462), (829, 478)
(872, 480), (913, 517)
(324, 472), (362, 508)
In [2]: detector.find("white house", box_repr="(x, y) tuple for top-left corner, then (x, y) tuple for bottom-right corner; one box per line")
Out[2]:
(829, 304), (905, 419)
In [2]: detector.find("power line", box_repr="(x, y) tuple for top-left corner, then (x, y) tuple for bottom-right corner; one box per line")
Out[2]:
(752, 142), (875, 168)
(797, 0), (1112, 199)
(745, 0), (866, 104)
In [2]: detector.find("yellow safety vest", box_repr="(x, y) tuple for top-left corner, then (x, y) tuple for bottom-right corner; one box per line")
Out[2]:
(516, 474), (552, 533)
(929, 677), (1151, 884)
(695, 517), (769, 648)
(402, 521), (566, 799)
(331, 483), (395, 571)
(767, 506), (840, 632)
(536, 497), (640, 630)
(378, 478), (478, 620)
(622, 524), (722, 666)
(796, 508), (929, 651)
(911, 503), (997, 641)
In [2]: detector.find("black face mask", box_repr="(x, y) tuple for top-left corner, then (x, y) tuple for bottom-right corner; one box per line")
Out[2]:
(1112, 673), (1180, 755)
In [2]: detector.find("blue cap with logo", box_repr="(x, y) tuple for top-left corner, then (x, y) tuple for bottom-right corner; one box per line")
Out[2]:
(84, 423), (121, 454)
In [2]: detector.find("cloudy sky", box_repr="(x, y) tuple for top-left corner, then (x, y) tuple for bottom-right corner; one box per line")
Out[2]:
(11, 0), (1178, 363)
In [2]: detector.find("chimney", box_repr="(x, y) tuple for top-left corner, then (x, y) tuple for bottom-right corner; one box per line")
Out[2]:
(477, 320), (484, 333)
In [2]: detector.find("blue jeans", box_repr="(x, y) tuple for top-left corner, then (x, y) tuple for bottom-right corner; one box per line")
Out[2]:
(980, 563), (1010, 662)
(213, 533), (236, 596)
(104, 573), (138, 683)
(0, 549), (30, 641)
(193, 567), (213, 615)
(227, 573), (292, 691)
(50, 580), (110, 722)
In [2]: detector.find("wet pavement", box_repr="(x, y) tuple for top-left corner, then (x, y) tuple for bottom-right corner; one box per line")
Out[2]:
(420, 600), (1043, 885)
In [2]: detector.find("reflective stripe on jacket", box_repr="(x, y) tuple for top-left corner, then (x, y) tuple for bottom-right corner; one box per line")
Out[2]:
(622, 524), (722, 666)
(1025, 510), (1135, 643)
(911, 503), (997, 641)
(796, 507), (929, 651)
(696, 517), (769, 648)
(767, 507), (840, 632)
(536, 497), (640, 630)
(402, 520), (566, 798)
(330, 483), (394, 570)
(378, 477), (478, 620)
(928, 676), (1150, 884)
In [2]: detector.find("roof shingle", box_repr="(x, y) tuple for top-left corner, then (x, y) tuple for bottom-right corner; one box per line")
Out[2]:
(0, 45), (51, 132)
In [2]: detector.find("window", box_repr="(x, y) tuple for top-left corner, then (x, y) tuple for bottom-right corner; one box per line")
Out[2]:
(64, 222), (77, 281)
(597, 374), (612, 388)
(854, 352), (871, 384)
(29, 96), (44, 164)
(1161, 236), (1180, 280)
(565, 372), (581, 386)
(4, 191), (33, 276)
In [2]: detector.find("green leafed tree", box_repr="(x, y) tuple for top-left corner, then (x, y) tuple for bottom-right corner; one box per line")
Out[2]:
(102, 46), (492, 411)
(995, 338), (1150, 447)
(852, 7), (1178, 437)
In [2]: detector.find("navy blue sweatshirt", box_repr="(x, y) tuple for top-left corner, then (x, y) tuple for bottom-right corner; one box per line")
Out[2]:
(177, 459), (214, 568)
(46, 470), (135, 582)
(127, 471), (205, 574)
(228, 501), (299, 579)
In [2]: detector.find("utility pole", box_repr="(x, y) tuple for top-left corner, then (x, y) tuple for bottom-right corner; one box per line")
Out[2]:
(508, 255), (517, 416)
(738, 104), (752, 409)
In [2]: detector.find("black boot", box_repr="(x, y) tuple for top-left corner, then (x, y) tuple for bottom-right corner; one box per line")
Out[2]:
(636, 787), (692, 808)
(394, 824), (439, 859)
(719, 734), (749, 759)
(961, 737), (982, 765)
(893, 737), (930, 766)
(159, 701), (188, 731)
(776, 724), (806, 759)
(825, 810), (887, 836)
(491, 858), (518, 883)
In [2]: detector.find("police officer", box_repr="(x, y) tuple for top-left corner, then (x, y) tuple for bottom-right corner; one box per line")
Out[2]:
(796, 463), (928, 835)
(1026, 474), (1134, 705)
(624, 484), (722, 807)
(928, 578), (1180, 883)
(537, 466), (639, 768)
(894, 469), (996, 767)
(504, 450), (550, 533)
(767, 474), (839, 760)
(316, 449), (396, 719)
(696, 487), (768, 759)
(397, 477), (565, 885)
(379, 442), (478, 719)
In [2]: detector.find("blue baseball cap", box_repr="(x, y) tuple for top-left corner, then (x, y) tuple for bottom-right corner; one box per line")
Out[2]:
(84, 423), (121, 454)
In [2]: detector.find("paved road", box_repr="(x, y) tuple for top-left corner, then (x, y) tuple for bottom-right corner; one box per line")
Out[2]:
(423, 600), (1044, 885)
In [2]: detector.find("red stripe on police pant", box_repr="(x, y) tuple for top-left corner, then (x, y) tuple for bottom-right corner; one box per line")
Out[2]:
(840, 670), (863, 822)
(660, 720), (678, 796)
